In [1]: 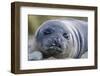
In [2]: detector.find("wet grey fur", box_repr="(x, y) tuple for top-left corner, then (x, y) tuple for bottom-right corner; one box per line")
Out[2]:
(28, 19), (88, 60)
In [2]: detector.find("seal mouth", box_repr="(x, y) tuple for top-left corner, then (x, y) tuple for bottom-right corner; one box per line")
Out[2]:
(46, 46), (62, 55)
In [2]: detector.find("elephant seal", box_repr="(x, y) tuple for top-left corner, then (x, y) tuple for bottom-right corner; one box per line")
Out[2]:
(28, 19), (88, 60)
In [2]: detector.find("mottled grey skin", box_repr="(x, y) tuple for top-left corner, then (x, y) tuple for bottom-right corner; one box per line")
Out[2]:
(28, 19), (88, 60)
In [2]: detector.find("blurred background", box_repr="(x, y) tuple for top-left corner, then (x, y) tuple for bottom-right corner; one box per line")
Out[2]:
(28, 15), (88, 35)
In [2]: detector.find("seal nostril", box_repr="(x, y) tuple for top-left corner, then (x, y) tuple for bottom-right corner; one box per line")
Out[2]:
(58, 44), (61, 48)
(50, 42), (61, 48)
(51, 40), (58, 46)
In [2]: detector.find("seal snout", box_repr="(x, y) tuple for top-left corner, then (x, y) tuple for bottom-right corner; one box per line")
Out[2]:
(51, 39), (61, 48)
(49, 36), (62, 48)
(46, 37), (63, 55)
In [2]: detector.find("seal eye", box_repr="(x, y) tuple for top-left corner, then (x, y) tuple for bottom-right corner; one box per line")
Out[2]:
(63, 33), (70, 39)
(43, 29), (52, 35)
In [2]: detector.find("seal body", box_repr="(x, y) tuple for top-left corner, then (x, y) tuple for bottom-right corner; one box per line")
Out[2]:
(29, 19), (88, 60)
